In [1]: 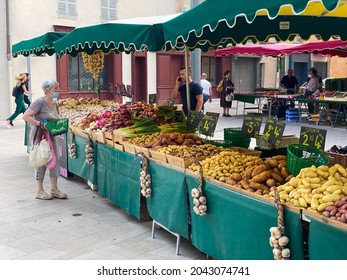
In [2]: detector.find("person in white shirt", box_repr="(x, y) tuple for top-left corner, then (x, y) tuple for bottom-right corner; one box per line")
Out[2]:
(200, 73), (212, 111)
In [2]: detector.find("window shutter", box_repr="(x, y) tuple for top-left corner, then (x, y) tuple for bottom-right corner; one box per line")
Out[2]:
(57, 0), (67, 16)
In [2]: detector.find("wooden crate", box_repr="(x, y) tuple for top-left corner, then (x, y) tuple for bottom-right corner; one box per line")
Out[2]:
(71, 126), (88, 138)
(230, 147), (262, 157)
(134, 146), (150, 157)
(104, 131), (114, 147)
(149, 148), (167, 163)
(114, 143), (124, 151)
(113, 131), (130, 144)
(91, 131), (106, 143)
(166, 154), (206, 169)
(123, 143), (136, 155)
(324, 151), (347, 167)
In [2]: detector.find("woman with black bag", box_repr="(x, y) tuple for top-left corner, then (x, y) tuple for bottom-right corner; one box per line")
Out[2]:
(4, 73), (32, 128)
(23, 79), (68, 200)
(217, 70), (235, 117)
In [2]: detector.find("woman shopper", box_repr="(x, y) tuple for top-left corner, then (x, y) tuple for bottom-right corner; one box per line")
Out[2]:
(217, 70), (234, 117)
(23, 79), (67, 200)
(303, 67), (319, 115)
(4, 73), (33, 128)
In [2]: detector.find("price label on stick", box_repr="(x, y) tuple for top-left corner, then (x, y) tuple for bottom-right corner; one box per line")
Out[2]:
(199, 114), (219, 137)
(187, 111), (202, 130)
(299, 127), (327, 150)
(262, 118), (286, 148)
(241, 116), (262, 138)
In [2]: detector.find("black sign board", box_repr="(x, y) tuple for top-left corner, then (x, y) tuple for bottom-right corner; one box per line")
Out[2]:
(242, 116), (262, 138)
(199, 113), (219, 137)
(57, 133), (69, 178)
(299, 127), (327, 150)
(262, 118), (286, 148)
(187, 111), (203, 129)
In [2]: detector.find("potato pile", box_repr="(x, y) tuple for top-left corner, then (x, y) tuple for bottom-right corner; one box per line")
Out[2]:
(227, 155), (293, 196)
(188, 150), (262, 182)
(158, 144), (224, 158)
(266, 164), (347, 216)
(322, 199), (347, 223)
(126, 133), (203, 148)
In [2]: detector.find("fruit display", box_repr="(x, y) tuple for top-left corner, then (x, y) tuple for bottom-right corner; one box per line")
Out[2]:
(157, 144), (224, 159)
(82, 50), (105, 80)
(126, 132), (203, 148)
(266, 164), (347, 217)
(188, 150), (262, 181)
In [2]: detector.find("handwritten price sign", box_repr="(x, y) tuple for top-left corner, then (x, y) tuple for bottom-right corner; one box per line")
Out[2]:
(199, 113), (219, 137)
(241, 116), (262, 138)
(187, 111), (202, 129)
(299, 127), (327, 150)
(262, 118), (286, 148)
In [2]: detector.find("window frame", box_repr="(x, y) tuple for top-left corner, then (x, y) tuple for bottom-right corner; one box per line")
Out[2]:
(57, 0), (77, 19)
(100, 0), (118, 22)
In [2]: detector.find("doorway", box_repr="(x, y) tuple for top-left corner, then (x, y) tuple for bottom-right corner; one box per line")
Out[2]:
(294, 62), (309, 86)
(132, 55), (147, 103)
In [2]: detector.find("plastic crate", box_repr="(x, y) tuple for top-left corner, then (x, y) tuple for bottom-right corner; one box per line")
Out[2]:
(204, 139), (233, 148)
(287, 144), (330, 176)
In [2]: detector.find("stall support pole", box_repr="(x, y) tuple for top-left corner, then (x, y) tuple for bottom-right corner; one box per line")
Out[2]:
(152, 220), (181, 255)
(185, 46), (191, 111)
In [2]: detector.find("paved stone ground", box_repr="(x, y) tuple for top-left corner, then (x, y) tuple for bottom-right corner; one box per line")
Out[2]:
(0, 99), (346, 260)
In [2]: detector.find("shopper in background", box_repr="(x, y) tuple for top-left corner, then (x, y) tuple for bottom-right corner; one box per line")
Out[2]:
(172, 66), (203, 116)
(200, 73), (212, 111)
(217, 70), (234, 117)
(23, 79), (67, 200)
(303, 67), (319, 115)
(4, 73), (33, 128)
(280, 68), (298, 108)
(24, 73), (32, 107)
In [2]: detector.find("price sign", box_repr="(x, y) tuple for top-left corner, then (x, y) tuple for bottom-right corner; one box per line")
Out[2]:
(241, 116), (262, 138)
(299, 127), (327, 150)
(262, 118), (286, 148)
(187, 111), (202, 129)
(199, 114), (219, 137)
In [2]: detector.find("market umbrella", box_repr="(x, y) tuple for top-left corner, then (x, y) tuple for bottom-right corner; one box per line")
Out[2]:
(160, 0), (346, 52)
(12, 31), (67, 57)
(53, 14), (180, 57)
(214, 40), (347, 57)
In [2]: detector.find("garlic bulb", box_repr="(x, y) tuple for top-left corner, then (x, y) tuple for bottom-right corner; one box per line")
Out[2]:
(273, 248), (282, 260)
(191, 188), (200, 198)
(278, 236), (289, 246)
(85, 141), (94, 165)
(281, 248), (291, 258)
(68, 139), (77, 159)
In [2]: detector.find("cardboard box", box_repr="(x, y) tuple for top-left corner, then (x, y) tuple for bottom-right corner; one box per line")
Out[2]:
(149, 148), (168, 163)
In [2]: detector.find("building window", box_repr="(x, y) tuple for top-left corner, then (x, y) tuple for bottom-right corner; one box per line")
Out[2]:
(201, 57), (219, 85)
(101, 0), (117, 21)
(313, 62), (328, 80)
(68, 54), (108, 92)
(57, 0), (77, 18)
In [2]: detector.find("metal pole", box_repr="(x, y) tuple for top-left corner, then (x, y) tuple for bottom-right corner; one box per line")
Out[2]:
(185, 46), (191, 111)
(190, 0), (201, 84)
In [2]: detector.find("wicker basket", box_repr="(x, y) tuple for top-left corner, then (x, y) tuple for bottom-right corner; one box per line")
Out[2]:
(324, 151), (347, 167)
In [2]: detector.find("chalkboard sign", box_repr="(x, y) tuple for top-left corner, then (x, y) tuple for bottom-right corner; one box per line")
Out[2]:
(57, 133), (69, 178)
(262, 118), (286, 148)
(299, 127), (327, 150)
(242, 116), (262, 138)
(199, 113), (219, 137)
(187, 111), (202, 129)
